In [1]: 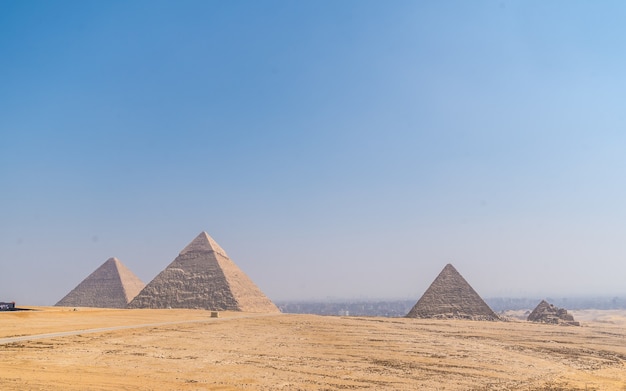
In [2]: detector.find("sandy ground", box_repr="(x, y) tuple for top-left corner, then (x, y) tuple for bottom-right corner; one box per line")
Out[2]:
(1, 308), (625, 390)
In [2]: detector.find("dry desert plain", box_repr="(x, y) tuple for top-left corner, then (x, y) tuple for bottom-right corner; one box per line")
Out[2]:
(1, 307), (626, 390)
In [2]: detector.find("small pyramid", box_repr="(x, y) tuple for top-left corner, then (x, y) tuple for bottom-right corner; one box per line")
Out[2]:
(56, 257), (145, 308)
(128, 232), (279, 312)
(406, 264), (499, 321)
(527, 300), (580, 326)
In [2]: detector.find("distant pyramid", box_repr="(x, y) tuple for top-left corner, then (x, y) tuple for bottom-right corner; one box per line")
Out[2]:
(406, 264), (499, 321)
(56, 257), (145, 308)
(527, 300), (580, 326)
(128, 232), (279, 312)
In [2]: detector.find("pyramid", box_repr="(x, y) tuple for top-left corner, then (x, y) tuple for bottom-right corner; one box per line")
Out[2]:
(527, 300), (580, 326)
(56, 257), (145, 308)
(128, 232), (279, 312)
(406, 264), (499, 321)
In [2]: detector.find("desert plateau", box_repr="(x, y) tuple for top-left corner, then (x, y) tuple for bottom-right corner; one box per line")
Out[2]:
(1, 308), (625, 390)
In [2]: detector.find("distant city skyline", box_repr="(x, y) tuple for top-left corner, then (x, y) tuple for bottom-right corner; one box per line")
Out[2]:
(2, 1), (626, 305)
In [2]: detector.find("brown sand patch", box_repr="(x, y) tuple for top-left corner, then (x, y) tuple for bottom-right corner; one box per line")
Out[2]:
(1, 308), (625, 390)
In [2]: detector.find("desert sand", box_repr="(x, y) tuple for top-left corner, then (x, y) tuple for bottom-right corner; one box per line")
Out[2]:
(1, 307), (625, 390)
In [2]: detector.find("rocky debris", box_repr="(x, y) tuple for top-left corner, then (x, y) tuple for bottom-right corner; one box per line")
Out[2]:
(56, 257), (145, 308)
(527, 300), (580, 326)
(406, 264), (500, 321)
(128, 232), (279, 313)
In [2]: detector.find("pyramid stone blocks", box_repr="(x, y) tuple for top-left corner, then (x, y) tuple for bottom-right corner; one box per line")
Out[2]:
(406, 263), (499, 321)
(56, 257), (145, 308)
(128, 232), (279, 312)
(527, 300), (580, 326)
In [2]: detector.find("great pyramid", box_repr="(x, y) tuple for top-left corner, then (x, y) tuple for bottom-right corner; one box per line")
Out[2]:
(527, 300), (580, 326)
(127, 232), (279, 312)
(56, 257), (145, 308)
(406, 263), (499, 321)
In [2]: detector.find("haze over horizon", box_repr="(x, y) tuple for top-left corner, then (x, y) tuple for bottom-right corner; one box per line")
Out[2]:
(2, 1), (626, 305)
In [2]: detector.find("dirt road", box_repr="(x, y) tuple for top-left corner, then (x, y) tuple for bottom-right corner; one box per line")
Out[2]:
(0, 311), (276, 345)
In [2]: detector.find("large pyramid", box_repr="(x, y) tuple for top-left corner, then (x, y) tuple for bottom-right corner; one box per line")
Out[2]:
(128, 232), (279, 312)
(406, 263), (499, 321)
(56, 257), (145, 308)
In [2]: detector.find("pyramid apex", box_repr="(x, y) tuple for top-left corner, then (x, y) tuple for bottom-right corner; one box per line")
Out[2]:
(105, 257), (125, 270)
(179, 231), (228, 257)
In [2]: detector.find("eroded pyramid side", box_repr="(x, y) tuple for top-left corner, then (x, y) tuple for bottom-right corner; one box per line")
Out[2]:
(527, 300), (579, 326)
(128, 232), (279, 312)
(406, 264), (499, 321)
(56, 257), (145, 308)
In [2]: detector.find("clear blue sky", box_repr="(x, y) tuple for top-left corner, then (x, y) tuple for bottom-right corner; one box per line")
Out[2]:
(2, 1), (625, 305)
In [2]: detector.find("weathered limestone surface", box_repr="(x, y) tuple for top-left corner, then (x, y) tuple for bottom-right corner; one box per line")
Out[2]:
(527, 300), (580, 326)
(56, 257), (145, 308)
(128, 232), (279, 312)
(406, 264), (499, 321)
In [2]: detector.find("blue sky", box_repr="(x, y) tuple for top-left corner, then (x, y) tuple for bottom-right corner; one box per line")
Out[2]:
(1, 1), (625, 305)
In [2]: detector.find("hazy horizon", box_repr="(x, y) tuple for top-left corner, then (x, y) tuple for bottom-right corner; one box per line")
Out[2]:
(2, 1), (626, 305)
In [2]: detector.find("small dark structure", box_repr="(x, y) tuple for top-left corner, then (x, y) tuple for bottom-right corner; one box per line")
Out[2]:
(0, 302), (15, 311)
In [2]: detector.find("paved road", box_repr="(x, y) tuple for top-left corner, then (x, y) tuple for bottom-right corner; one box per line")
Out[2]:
(0, 313), (280, 345)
